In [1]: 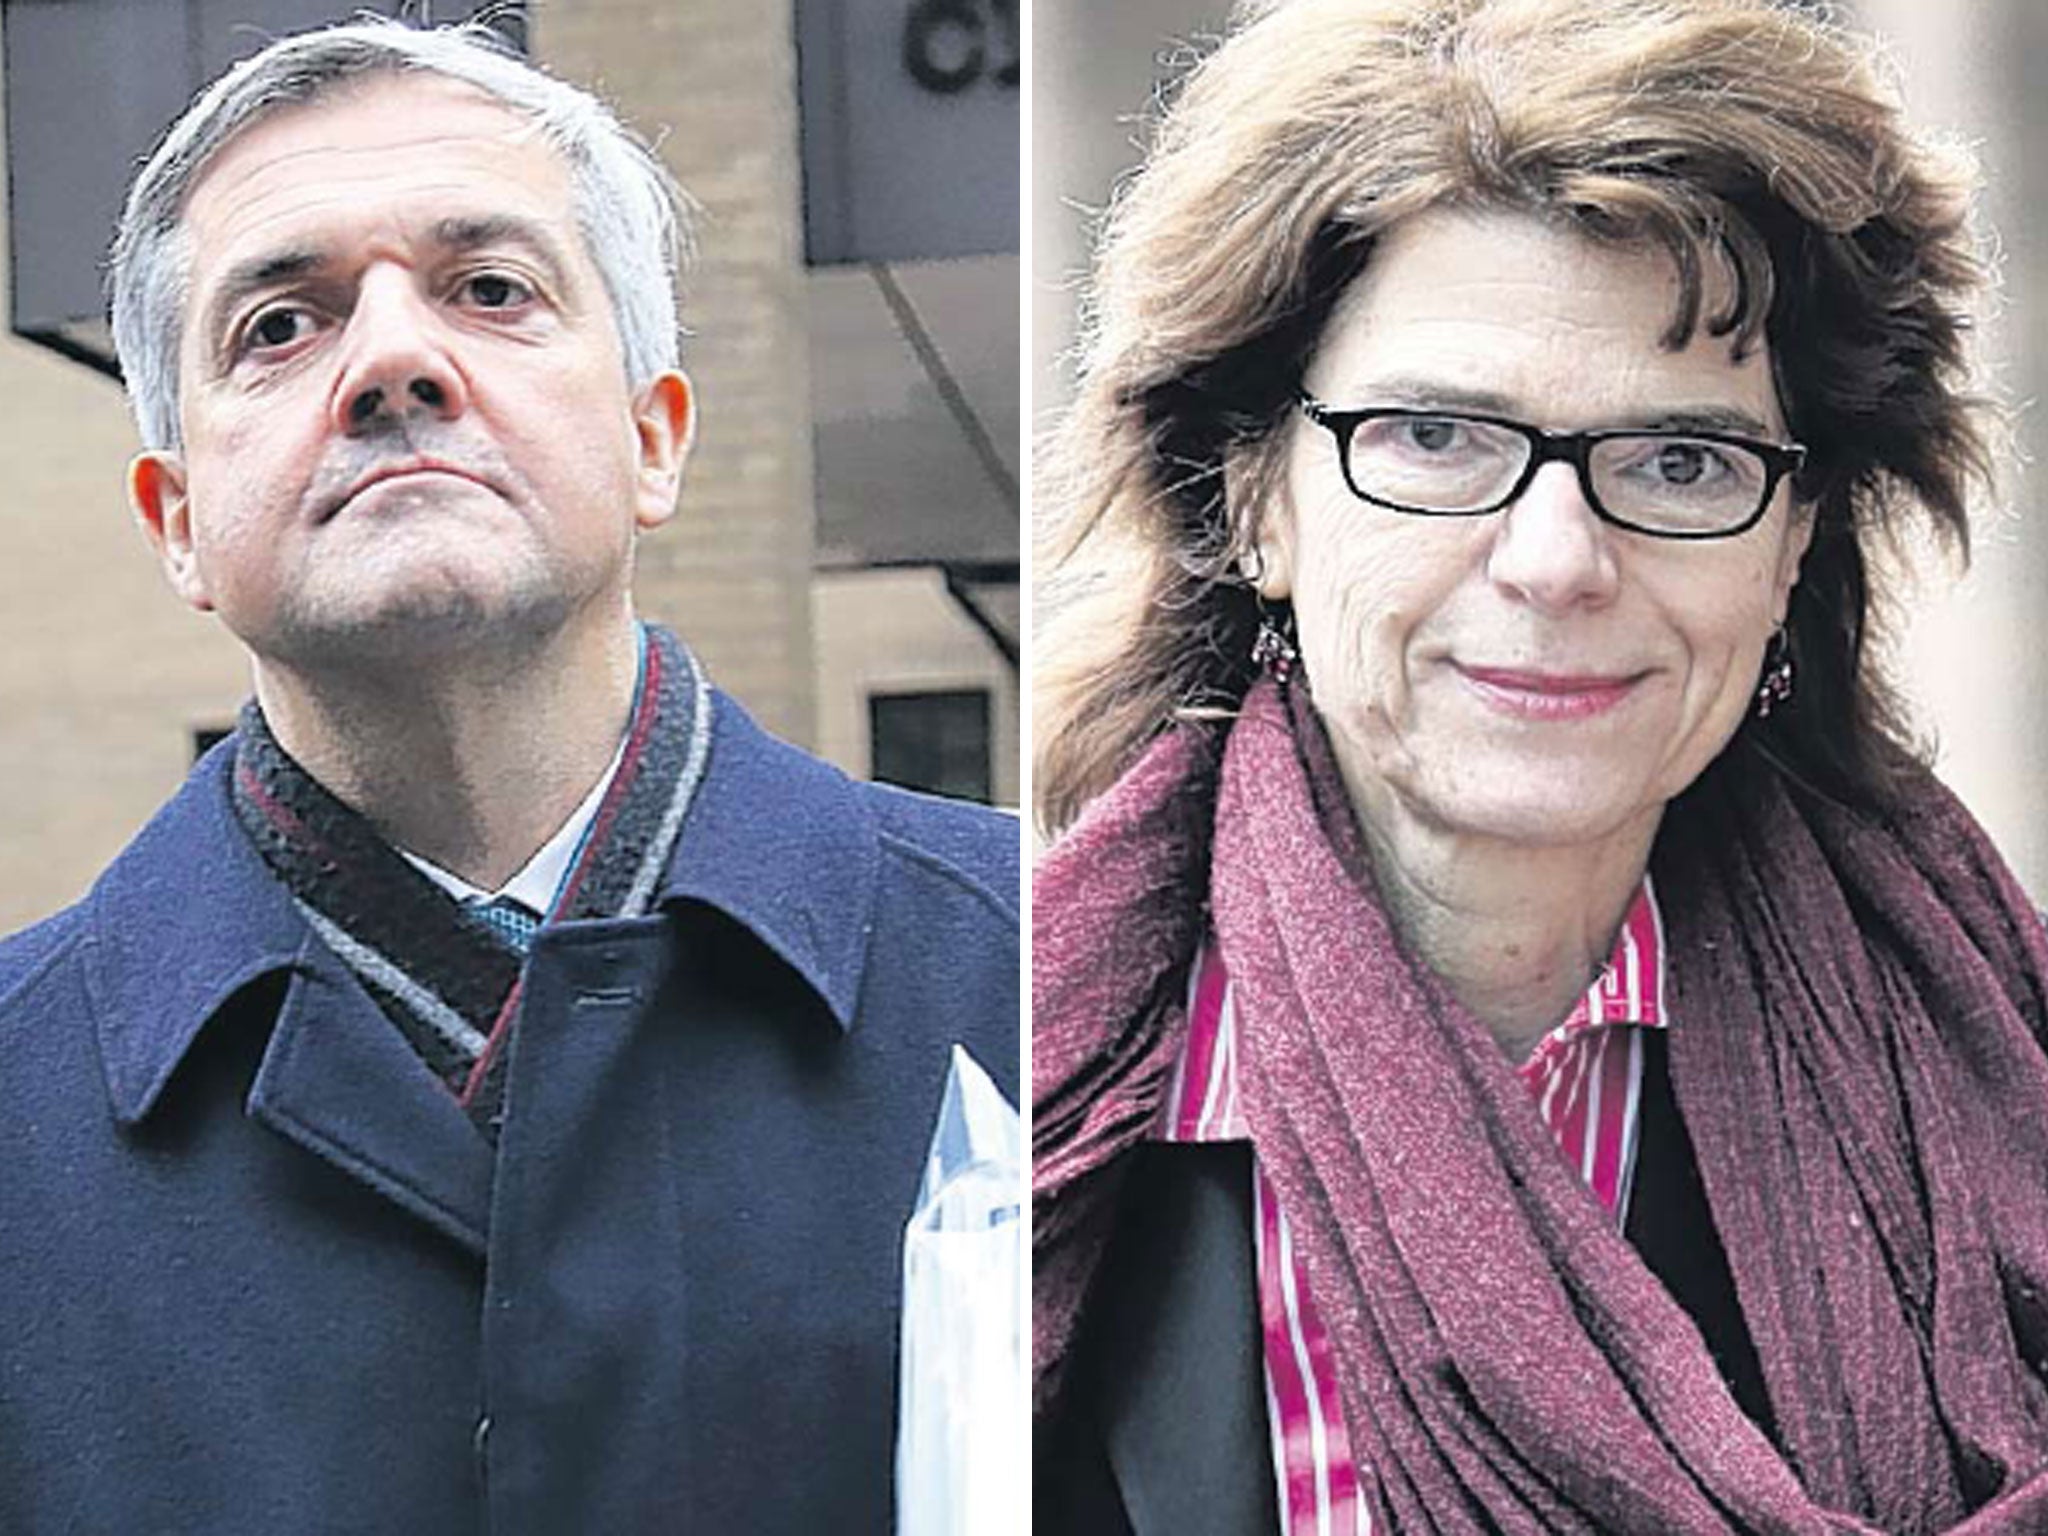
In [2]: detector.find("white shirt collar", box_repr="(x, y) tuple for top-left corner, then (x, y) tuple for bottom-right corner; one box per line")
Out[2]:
(398, 730), (631, 914)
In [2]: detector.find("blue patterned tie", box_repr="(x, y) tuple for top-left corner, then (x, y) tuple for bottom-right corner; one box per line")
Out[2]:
(467, 895), (541, 955)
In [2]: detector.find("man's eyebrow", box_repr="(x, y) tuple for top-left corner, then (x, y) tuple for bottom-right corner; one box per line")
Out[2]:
(1332, 377), (1778, 439)
(200, 247), (325, 347)
(430, 214), (572, 286)
(1343, 379), (1519, 415)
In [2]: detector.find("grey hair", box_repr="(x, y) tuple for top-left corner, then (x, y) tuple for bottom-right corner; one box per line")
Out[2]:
(108, 16), (691, 450)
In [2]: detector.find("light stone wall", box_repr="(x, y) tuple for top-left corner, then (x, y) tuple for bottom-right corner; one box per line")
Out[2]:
(536, 1), (818, 748)
(813, 567), (1020, 809)
(0, 72), (252, 931)
(0, 0), (818, 932)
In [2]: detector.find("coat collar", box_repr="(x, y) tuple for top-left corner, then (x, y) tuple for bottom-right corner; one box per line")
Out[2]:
(655, 690), (878, 1029)
(90, 689), (878, 1124)
(88, 739), (309, 1124)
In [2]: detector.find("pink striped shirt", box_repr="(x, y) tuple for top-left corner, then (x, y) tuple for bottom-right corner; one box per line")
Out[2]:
(1156, 878), (1670, 1536)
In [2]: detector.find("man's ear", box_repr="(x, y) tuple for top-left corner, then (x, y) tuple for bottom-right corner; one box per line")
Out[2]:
(127, 450), (213, 612)
(631, 370), (694, 533)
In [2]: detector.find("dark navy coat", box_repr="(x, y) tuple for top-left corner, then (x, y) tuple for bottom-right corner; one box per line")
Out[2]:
(0, 694), (1020, 1535)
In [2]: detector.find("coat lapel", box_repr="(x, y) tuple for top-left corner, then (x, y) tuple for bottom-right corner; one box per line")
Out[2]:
(90, 741), (492, 1255)
(1060, 1143), (1279, 1536)
(247, 942), (494, 1256)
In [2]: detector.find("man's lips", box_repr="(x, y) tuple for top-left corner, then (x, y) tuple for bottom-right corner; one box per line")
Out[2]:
(320, 461), (493, 521)
(1452, 662), (1645, 720)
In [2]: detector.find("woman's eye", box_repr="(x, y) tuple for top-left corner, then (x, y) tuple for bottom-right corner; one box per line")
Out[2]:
(1404, 418), (1463, 452)
(462, 273), (532, 309)
(1648, 440), (1730, 486)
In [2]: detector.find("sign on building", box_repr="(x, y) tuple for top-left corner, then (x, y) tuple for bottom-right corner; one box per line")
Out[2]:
(794, 0), (1019, 264)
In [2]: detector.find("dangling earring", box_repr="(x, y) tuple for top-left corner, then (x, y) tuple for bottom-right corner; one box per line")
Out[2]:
(1239, 545), (1298, 682)
(1755, 626), (1794, 719)
(1250, 601), (1299, 682)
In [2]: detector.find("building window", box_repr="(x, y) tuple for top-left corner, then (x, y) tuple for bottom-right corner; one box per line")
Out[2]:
(869, 689), (991, 803)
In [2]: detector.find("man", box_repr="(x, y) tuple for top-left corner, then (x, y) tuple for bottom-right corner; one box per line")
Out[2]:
(0, 20), (1018, 1534)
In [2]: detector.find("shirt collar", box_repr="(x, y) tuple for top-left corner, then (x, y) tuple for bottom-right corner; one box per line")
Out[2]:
(1513, 874), (1667, 1091)
(1553, 873), (1668, 1038)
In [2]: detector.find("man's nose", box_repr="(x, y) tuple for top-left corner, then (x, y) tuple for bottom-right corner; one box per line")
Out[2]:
(329, 272), (469, 435)
(1483, 461), (1622, 613)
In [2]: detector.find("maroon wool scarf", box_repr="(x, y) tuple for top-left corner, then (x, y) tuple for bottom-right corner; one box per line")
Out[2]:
(1034, 678), (2048, 1533)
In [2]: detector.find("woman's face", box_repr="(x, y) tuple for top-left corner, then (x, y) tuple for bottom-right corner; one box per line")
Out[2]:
(1260, 208), (1812, 854)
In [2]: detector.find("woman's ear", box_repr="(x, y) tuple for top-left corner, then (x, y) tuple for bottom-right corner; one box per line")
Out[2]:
(1225, 437), (1295, 599)
(1772, 500), (1818, 622)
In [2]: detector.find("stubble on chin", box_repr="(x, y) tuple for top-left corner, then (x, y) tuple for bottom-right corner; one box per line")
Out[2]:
(259, 561), (586, 683)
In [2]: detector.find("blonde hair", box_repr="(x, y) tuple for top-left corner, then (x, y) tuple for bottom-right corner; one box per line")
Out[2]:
(1036, 0), (1989, 836)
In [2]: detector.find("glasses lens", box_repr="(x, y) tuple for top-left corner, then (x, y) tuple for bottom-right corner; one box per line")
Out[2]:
(1345, 414), (1528, 512)
(1589, 435), (1769, 534)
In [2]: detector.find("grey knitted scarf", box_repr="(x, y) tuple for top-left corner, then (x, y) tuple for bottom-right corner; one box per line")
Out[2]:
(231, 624), (713, 1141)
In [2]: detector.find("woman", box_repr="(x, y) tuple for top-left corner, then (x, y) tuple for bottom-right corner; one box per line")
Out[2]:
(1032, 1), (2048, 1532)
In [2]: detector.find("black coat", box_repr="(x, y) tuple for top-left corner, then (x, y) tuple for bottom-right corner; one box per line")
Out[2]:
(1037, 1032), (1775, 1534)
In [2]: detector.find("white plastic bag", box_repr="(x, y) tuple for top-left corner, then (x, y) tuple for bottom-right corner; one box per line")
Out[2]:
(896, 1045), (1023, 1536)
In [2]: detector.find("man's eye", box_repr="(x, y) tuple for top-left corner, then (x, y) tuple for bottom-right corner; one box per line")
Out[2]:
(244, 306), (314, 353)
(461, 272), (533, 309)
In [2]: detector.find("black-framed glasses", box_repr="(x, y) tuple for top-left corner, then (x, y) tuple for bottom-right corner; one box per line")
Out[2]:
(1297, 393), (1807, 540)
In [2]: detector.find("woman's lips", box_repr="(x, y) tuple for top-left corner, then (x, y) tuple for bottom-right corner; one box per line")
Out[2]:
(1453, 663), (1642, 720)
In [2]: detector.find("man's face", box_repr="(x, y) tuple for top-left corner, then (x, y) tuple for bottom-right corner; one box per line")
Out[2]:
(130, 73), (690, 670)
